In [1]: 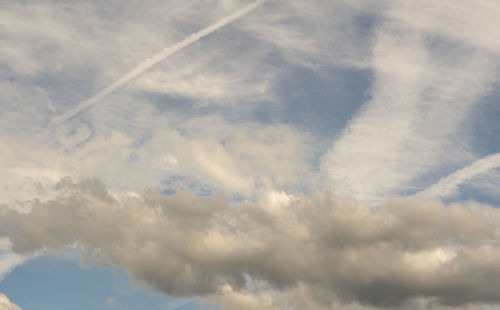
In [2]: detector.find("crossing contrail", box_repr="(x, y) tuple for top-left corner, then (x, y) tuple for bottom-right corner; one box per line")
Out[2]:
(45, 0), (267, 133)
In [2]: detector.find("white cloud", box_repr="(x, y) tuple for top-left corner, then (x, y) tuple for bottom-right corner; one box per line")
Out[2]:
(0, 252), (25, 283)
(386, 1), (500, 54)
(0, 240), (26, 283)
(0, 117), (311, 208)
(44, 0), (268, 133)
(0, 294), (22, 310)
(210, 285), (278, 310)
(418, 152), (500, 199)
(322, 0), (500, 204)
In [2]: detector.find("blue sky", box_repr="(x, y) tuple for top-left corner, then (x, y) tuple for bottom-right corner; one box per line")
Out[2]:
(0, 254), (203, 310)
(1, 0), (500, 309)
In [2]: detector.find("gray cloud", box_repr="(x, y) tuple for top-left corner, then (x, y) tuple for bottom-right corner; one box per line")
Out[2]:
(1, 178), (500, 309)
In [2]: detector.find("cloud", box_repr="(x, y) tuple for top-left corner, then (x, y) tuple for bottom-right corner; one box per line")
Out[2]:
(0, 239), (25, 282)
(0, 118), (311, 210)
(0, 0), (321, 203)
(418, 152), (500, 199)
(386, 1), (500, 54)
(1, 178), (500, 309)
(242, 0), (381, 69)
(0, 0), (380, 141)
(0, 254), (25, 283)
(0, 0), (281, 139)
(1, 1), (500, 309)
(210, 285), (278, 310)
(0, 294), (22, 310)
(321, 0), (500, 204)
(44, 0), (268, 133)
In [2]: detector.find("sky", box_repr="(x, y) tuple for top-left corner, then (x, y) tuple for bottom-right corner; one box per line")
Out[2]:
(1, 0), (500, 309)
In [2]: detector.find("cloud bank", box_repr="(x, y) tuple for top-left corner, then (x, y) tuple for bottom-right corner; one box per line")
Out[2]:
(2, 179), (500, 309)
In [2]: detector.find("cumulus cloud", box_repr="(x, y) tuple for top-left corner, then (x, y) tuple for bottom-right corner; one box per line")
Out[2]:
(0, 119), (311, 210)
(0, 294), (22, 310)
(1, 178), (500, 309)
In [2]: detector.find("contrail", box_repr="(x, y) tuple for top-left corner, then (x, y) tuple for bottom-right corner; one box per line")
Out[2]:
(45, 0), (267, 132)
(417, 152), (500, 198)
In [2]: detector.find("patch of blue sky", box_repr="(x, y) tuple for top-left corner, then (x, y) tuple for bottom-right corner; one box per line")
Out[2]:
(0, 254), (211, 310)
(466, 87), (500, 157)
(278, 65), (371, 145)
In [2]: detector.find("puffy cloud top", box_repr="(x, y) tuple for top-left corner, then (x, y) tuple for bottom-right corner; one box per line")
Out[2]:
(1, 179), (500, 309)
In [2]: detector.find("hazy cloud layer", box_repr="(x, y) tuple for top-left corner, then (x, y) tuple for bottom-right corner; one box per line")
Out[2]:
(1, 179), (500, 309)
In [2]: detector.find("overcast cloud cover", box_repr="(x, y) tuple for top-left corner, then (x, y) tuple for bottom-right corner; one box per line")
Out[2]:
(1, 0), (500, 309)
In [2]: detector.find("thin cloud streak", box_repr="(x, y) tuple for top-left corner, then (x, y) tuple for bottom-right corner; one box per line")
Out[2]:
(44, 0), (268, 133)
(418, 152), (500, 199)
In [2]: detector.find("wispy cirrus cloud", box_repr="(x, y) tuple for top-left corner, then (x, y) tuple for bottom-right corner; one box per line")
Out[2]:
(322, 0), (500, 204)
(45, 0), (268, 133)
